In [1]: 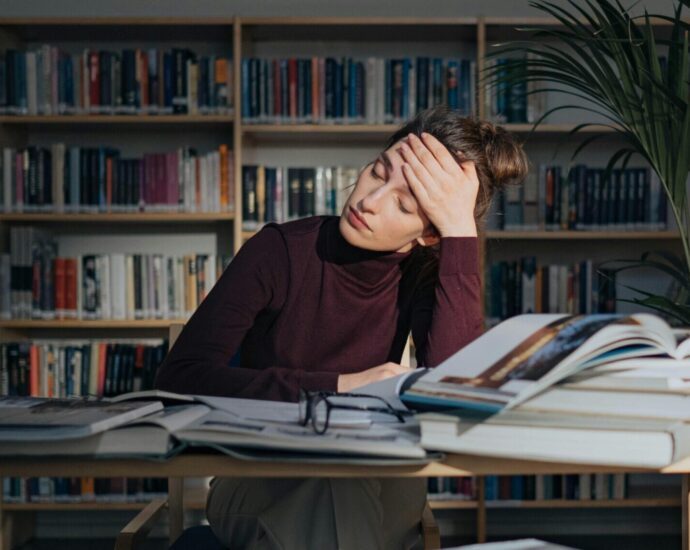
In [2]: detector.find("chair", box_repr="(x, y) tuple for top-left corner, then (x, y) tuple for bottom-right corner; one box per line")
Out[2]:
(115, 324), (440, 550)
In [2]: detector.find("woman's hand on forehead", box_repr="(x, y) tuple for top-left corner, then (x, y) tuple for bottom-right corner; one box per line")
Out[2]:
(397, 132), (479, 237)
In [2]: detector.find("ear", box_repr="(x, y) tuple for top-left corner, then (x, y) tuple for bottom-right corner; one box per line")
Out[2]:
(415, 226), (441, 248)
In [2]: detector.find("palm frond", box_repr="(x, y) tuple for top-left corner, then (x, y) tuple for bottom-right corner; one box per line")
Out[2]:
(484, 0), (690, 285)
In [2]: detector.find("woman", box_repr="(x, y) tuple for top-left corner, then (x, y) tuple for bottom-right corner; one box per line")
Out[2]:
(154, 104), (528, 549)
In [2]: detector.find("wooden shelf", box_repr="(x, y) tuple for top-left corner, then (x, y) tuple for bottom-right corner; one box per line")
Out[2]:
(0, 319), (188, 329)
(242, 123), (400, 133)
(242, 123), (405, 143)
(503, 123), (618, 134)
(0, 17), (236, 25)
(0, 115), (234, 124)
(485, 498), (680, 509)
(243, 229), (681, 242)
(241, 16), (478, 25)
(1, 499), (207, 512)
(428, 499), (479, 509)
(241, 123), (619, 137)
(0, 212), (235, 223)
(485, 230), (681, 240)
(7, 497), (673, 512)
(428, 498), (679, 510)
(1, 500), (163, 511)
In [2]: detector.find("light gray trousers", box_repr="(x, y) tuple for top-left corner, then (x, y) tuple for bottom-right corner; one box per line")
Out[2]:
(206, 476), (427, 550)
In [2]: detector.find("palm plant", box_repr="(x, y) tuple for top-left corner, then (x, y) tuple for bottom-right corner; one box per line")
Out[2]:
(483, 0), (690, 324)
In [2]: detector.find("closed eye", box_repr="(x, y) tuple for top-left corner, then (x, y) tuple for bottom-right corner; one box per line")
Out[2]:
(370, 161), (414, 214)
(370, 161), (384, 181)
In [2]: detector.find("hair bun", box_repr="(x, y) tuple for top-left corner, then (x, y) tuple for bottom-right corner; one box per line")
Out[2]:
(477, 120), (528, 191)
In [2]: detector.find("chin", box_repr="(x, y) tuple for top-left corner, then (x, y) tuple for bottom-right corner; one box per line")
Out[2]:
(338, 215), (376, 249)
(339, 215), (361, 244)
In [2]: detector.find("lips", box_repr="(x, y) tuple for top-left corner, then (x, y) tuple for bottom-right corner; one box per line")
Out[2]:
(349, 207), (371, 230)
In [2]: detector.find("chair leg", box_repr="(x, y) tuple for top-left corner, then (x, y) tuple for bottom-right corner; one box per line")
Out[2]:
(115, 499), (168, 550)
(421, 501), (440, 550)
(168, 477), (185, 546)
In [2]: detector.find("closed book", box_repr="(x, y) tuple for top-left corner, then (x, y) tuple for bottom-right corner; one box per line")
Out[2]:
(417, 411), (690, 468)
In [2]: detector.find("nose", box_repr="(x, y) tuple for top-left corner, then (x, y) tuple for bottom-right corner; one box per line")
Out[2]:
(359, 181), (388, 214)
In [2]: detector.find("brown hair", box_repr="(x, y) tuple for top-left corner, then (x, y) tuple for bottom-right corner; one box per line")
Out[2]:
(388, 104), (529, 286)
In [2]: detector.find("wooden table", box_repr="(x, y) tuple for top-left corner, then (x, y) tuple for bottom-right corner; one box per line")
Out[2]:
(0, 452), (687, 549)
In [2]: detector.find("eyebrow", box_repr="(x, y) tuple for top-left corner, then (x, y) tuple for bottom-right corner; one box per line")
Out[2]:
(379, 151), (394, 171)
(373, 150), (416, 207)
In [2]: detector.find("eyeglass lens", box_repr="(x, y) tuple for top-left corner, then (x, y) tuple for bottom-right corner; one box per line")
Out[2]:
(312, 395), (329, 434)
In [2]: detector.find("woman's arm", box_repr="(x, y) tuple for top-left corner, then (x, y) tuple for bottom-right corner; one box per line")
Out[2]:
(410, 236), (484, 368)
(153, 226), (339, 401)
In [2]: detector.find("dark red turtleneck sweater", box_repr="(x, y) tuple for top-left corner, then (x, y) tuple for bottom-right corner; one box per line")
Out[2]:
(154, 215), (483, 402)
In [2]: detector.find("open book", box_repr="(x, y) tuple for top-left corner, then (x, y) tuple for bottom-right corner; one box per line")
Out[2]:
(0, 391), (425, 460)
(0, 396), (163, 441)
(398, 313), (690, 414)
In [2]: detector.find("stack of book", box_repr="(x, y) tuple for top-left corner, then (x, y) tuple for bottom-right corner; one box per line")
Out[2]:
(2, 226), (233, 320)
(485, 474), (626, 501)
(241, 164), (359, 229)
(488, 165), (669, 232)
(0, 46), (233, 116)
(0, 339), (168, 398)
(427, 476), (476, 501)
(484, 55), (545, 124)
(398, 313), (690, 468)
(486, 258), (617, 325)
(3, 477), (168, 504)
(0, 144), (235, 214)
(427, 474), (629, 502)
(241, 56), (476, 124)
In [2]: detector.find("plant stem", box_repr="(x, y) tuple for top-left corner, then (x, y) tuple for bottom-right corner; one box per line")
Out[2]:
(665, 180), (690, 279)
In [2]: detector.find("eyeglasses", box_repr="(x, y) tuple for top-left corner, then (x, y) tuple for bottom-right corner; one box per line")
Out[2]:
(298, 388), (413, 434)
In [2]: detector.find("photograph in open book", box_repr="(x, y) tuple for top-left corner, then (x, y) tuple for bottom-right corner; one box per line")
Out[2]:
(441, 315), (630, 388)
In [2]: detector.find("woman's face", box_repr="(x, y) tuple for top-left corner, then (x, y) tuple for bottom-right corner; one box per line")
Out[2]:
(339, 139), (439, 253)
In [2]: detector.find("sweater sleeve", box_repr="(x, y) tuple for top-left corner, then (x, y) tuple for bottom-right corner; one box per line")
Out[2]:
(154, 225), (340, 401)
(410, 237), (484, 368)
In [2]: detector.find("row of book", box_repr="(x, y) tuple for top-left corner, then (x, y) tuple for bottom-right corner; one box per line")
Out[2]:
(0, 144), (235, 214)
(427, 474), (628, 501)
(4, 226), (233, 320)
(488, 165), (670, 232)
(484, 56), (545, 124)
(2, 477), (169, 503)
(241, 56), (476, 124)
(242, 164), (359, 229)
(486, 259), (617, 325)
(0, 339), (167, 398)
(0, 46), (233, 116)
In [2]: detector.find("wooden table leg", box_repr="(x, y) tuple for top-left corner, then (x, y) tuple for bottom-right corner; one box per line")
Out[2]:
(682, 474), (690, 550)
(1, 511), (35, 550)
(168, 477), (184, 547)
(477, 476), (486, 544)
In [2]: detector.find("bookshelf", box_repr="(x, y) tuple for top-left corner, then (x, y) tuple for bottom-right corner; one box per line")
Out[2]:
(0, 14), (683, 548)
(428, 498), (680, 510)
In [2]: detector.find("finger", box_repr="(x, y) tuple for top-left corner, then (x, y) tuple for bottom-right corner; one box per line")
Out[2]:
(460, 158), (479, 185)
(401, 162), (431, 206)
(399, 140), (436, 194)
(404, 133), (446, 183)
(420, 132), (465, 176)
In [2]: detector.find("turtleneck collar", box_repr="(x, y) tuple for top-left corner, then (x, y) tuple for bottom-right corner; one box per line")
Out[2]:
(320, 216), (414, 286)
